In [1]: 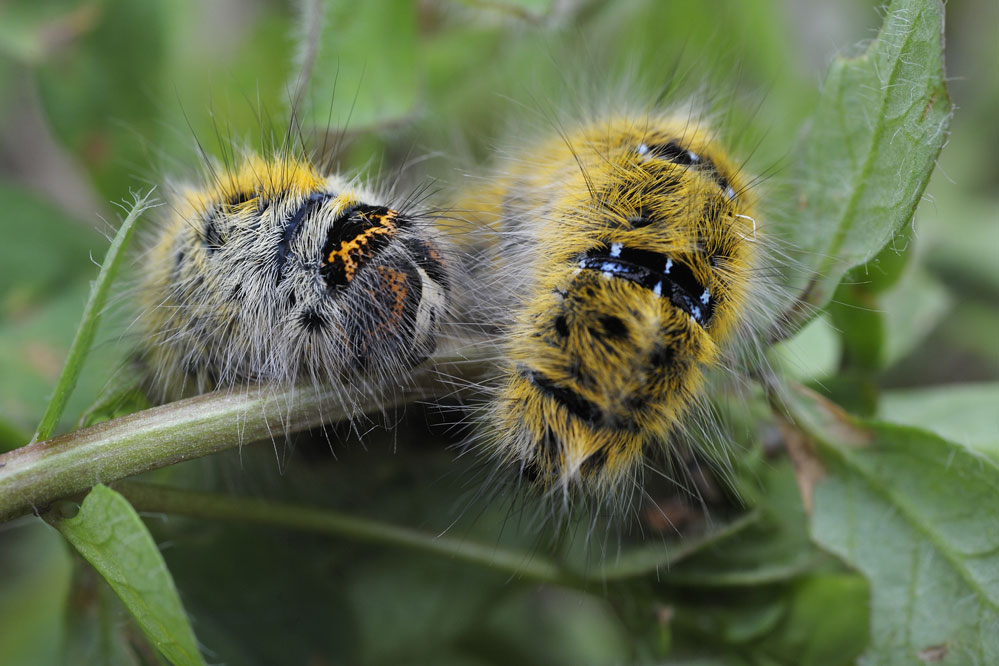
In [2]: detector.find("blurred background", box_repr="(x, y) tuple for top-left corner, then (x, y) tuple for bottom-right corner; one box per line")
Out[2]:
(0, 0), (995, 664)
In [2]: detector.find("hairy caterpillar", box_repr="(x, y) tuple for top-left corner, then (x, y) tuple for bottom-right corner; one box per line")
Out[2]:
(461, 110), (771, 511)
(136, 153), (455, 403)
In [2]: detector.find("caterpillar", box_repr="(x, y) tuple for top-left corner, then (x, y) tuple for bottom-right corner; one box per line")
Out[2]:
(461, 110), (769, 511)
(136, 153), (455, 404)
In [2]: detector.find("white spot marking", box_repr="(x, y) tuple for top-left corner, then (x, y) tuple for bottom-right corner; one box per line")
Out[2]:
(610, 242), (622, 258)
(653, 282), (662, 296)
(734, 214), (757, 241)
(700, 289), (710, 304)
(664, 258), (673, 273)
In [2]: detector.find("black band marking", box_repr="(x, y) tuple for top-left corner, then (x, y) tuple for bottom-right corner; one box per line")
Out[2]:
(578, 244), (715, 327)
(276, 191), (331, 279)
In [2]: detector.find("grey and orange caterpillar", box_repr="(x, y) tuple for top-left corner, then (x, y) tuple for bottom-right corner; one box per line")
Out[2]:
(460, 111), (772, 509)
(137, 154), (454, 402)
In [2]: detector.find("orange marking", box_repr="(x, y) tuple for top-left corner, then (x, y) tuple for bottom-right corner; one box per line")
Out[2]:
(324, 210), (399, 284)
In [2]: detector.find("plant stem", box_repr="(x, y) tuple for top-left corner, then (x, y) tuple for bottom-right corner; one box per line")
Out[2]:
(32, 192), (156, 443)
(115, 481), (576, 585)
(0, 371), (458, 522)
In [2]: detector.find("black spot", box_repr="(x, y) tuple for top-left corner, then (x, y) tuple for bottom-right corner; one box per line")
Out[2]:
(540, 426), (560, 461)
(627, 213), (657, 228)
(645, 142), (735, 197)
(716, 173), (733, 198)
(580, 448), (608, 477)
(601, 176), (682, 227)
(228, 191), (255, 207)
(599, 315), (629, 340)
(202, 216), (223, 255)
(286, 290), (296, 307)
(520, 460), (541, 484)
(299, 307), (328, 333)
(524, 368), (602, 425)
(553, 315), (569, 338)
(650, 344), (675, 369)
(625, 394), (648, 412)
(702, 198), (724, 225)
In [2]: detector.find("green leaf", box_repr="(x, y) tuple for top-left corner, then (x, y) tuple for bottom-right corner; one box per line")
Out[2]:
(763, 574), (870, 666)
(924, 195), (999, 297)
(77, 386), (151, 429)
(0, 1), (103, 64)
(31, 191), (153, 443)
(476, 587), (631, 666)
(0, 181), (100, 316)
(827, 263), (951, 377)
(49, 485), (205, 666)
(880, 266), (951, 366)
(781, 0), (951, 322)
(785, 385), (999, 665)
(661, 463), (825, 588)
(0, 520), (73, 666)
(34, 0), (168, 200)
(879, 383), (999, 457)
(295, 0), (419, 131)
(770, 314), (841, 383)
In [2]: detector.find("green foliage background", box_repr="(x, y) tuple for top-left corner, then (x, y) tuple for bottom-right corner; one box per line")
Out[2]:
(0, 0), (996, 665)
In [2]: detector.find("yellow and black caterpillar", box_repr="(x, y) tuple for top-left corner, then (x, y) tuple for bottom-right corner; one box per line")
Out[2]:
(137, 155), (453, 402)
(465, 113), (763, 506)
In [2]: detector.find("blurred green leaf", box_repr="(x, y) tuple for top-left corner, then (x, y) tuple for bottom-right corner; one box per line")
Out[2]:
(880, 265), (951, 366)
(0, 283), (106, 434)
(77, 386), (150, 429)
(782, 0), (951, 322)
(925, 195), (999, 296)
(50, 485), (205, 666)
(0, 1), (102, 65)
(0, 181), (100, 316)
(346, 554), (509, 664)
(0, 416), (28, 452)
(34, 0), (167, 199)
(475, 586), (631, 666)
(0, 520), (73, 666)
(786, 385), (999, 665)
(662, 464), (824, 587)
(763, 574), (870, 666)
(770, 315), (841, 383)
(879, 382), (999, 456)
(298, 0), (419, 131)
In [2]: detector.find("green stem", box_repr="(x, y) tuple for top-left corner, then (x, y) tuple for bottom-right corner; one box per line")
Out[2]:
(113, 480), (759, 585)
(596, 509), (762, 582)
(0, 372), (452, 522)
(32, 192), (155, 444)
(115, 481), (574, 585)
